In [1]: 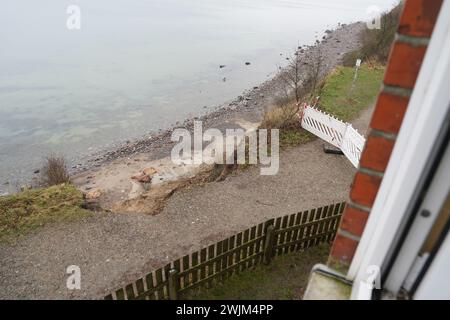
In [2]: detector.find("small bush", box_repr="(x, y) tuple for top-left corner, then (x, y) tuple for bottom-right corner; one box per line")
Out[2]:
(343, 4), (401, 66)
(40, 155), (71, 187)
(260, 104), (300, 130)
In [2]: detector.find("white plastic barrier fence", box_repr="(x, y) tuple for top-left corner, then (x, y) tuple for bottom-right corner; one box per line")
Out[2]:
(300, 105), (366, 168)
(301, 105), (347, 148)
(341, 125), (366, 168)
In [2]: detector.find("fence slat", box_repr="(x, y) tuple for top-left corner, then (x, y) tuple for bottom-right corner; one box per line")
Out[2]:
(285, 214), (296, 254)
(277, 215), (289, 256)
(182, 255), (190, 289)
(221, 239), (229, 281)
(192, 251), (199, 285)
(248, 226), (257, 267)
(235, 232), (243, 273)
(135, 278), (145, 299)
(304, 209), (316, 250)
(241, 230), (249, 271)
(319, 206), (330, 243)
(207, 244), (215, 288)
(290, 211), (303, 251)
(145, 272), (155, 300)
(173, 259), (181, 274)
(228, 235), (236, 277)
(216, 240), (224, 277)
(115, 288), (125, 300)
(125, 283), (135, 300)
(255, 223), (264, 264)
(155, 268), (164, 300)
(200, 248), (207, 285)
(312, 207), (324, 246)
(295, 211), (309, 251)
(312, 208), (324, 247)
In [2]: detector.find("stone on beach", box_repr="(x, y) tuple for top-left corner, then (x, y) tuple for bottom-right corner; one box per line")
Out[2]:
(131, 167), (157, 183)
(143, 167), (157, 176)
(86, 188), (102, 200)
(131, 172), (152, 183)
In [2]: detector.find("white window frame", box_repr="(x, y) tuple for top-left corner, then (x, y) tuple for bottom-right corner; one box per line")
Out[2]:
(348, 0), (450, 299)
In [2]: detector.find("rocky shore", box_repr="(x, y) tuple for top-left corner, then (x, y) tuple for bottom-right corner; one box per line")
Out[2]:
(64, 21), (367, 216)
(0, 21), (364, 197)
(69, 21), (364, 178)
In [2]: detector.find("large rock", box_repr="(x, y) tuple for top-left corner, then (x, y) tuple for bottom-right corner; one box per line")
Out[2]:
(131, 167), (157, 183)
(86, 188), (102, 200)
(143, 167), (157, 176)
(131, 172), (152, 183)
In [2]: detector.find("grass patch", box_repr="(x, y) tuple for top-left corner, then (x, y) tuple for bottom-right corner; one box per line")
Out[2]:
(318, 63), (384, 121)
(280, 130), (315, 148)
(184, 244), (330, 300)
(0, 184), (91, 243)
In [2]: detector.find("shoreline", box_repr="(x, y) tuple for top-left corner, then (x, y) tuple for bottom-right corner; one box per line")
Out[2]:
(70, 21), (365, 177)
(1, 21), (365, 195)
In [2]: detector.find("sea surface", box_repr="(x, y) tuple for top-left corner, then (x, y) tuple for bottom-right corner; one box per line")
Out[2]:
(0, 0), (396, 188)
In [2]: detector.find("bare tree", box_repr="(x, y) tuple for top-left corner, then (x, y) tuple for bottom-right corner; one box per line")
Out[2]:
(278, 50), (303, 107)
(306, 46), (325, 99)
(261, 42), (326, 130)
(278, 44), (325, 107)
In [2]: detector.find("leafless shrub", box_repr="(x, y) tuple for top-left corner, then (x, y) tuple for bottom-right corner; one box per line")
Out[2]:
(306, 47), (325, 98)
(264, 45), (325, 130)
(40, 155), (71, 187)
(260, 103), (299, 130)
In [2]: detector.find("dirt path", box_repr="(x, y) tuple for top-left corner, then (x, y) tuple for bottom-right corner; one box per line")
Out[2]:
(0, 106), (373, 300)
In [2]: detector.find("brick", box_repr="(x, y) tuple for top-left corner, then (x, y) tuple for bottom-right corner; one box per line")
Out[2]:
(370, 92), (410, 134)
(398, 0), (443, 37)
(384, 42), (427, 89)
(330, 233), (359, 263)
(340, 206), (370, 237)
(360, 135), (396, 172)
(350, 172), (382, 208)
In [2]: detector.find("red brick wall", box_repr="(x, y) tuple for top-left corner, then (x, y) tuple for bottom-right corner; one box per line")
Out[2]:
(329, 0), (444, 265)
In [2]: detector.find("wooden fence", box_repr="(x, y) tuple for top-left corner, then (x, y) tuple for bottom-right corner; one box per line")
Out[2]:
(105, 202), (346, 300)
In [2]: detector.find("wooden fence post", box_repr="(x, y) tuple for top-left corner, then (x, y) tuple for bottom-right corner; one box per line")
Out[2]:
(168, 269), (179, 300)
(263, 225), (275, 265)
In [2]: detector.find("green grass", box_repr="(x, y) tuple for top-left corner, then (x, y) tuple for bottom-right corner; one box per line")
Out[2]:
(319, 63), (385, 122)
(184, 244), (330, 300)
(280, 130), (315, 148)
(0, 184), (91, 243)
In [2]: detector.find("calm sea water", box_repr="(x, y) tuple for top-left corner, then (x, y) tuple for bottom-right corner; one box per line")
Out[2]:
(0, 0), (396, 187)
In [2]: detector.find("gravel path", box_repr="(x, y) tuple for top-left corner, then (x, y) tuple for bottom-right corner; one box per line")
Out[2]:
(0, 106), (373, 300)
